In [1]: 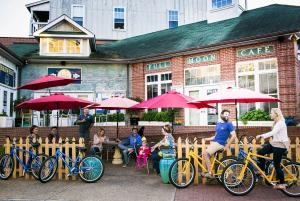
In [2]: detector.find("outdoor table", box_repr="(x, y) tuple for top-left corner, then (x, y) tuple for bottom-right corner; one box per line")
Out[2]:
(103, 140), (123, 165)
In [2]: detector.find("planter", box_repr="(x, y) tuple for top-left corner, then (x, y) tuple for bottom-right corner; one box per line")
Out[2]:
(95, 122), (126, 126)
(234, 121), (273, 127)
(138, 121), (170, 126)
(0, 117), (14, 127)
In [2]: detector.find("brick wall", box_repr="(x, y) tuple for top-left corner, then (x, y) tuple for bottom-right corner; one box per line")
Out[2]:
(0, 37), (38, 46)
(1, 125), (299, 145)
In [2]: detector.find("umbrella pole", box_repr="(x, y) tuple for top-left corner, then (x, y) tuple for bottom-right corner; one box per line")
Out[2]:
(235, 100), (239, 137)
(116, 110), (119, 139)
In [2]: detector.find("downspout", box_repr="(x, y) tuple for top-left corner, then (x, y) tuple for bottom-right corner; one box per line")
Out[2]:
(126, 63), (130, 97)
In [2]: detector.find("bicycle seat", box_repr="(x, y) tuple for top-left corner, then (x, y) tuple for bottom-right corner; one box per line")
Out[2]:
(76, 147), (87, 152)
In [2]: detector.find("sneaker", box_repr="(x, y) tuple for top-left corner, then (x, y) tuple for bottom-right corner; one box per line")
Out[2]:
(122, 164), (127, 168)
(273, 184), (287, 190)
(202, 172), (214, 179)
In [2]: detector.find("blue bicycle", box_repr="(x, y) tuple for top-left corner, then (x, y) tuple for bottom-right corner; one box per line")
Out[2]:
(39, 146), (104, 183)
(0, 139), (48, 180)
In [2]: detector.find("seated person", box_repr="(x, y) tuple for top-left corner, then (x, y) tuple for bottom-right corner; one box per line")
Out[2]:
(27, 125), (40, 145)
(90, 128), (108, 155)
(118, 127), (142, 168)
(136, 137), (151, 169)
(48, 126), (59, 143)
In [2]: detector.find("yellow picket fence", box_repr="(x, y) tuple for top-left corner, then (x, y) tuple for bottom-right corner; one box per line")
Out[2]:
(3, 137), (85, 180)
(176, 137), (300, 184)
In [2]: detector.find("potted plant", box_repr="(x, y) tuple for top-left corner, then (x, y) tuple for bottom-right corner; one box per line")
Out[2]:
(239, 109), (272, 126)
(127, 96), (143, 125)
(13, 96), (28, 127)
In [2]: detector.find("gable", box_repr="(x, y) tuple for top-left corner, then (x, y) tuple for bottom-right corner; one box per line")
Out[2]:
(47, 20), (82, 33)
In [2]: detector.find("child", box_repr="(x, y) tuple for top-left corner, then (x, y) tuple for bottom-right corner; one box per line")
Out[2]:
(136, 137), (151, 169)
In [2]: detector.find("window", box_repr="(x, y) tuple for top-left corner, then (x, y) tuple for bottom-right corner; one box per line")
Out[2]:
(67, 39), (81, 54)
(236, 59), (278, 116)
(3, 91), (7, 115)
(9, 93), (13, 117)
(212, 0), (233, 9)
(49, 39), (64, 53)
(146, 73), (172, 99)
(114, 8), (125, 30)
(48, 38), (82, 54)
(168, 10), (178, 28)
(71, 5), (85, 26)
(185, 65), (220, 86)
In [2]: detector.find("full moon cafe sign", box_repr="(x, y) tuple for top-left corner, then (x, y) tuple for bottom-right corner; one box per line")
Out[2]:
(237, 45), (274, 57)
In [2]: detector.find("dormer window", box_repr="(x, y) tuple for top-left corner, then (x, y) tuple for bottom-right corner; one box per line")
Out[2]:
(212, 0), (233, 9)
(47, 38), (82, 54)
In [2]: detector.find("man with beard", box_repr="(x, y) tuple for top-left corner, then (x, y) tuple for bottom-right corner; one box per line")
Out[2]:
(202, 109), (236, 179)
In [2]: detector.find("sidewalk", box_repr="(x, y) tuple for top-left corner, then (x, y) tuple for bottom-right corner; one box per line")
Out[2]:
(0, 162), (175, 201)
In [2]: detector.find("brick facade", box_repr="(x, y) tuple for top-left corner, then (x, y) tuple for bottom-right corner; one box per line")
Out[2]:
(131, 38), (300, 123)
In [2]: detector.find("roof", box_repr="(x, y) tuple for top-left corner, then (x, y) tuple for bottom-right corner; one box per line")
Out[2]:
(94, 4), (300, 60)
(8, 4), (300, 61)
(25, 0), (49, 11)
(0, 43), (23, 65)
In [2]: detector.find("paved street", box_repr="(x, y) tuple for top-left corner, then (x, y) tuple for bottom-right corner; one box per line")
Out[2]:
(0, 162), (298, 201)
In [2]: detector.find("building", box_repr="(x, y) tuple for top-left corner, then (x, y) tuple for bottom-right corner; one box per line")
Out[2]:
(2, 4), (300, 126)
(0, 44), (23, 125)
(26, 0), (247, 39)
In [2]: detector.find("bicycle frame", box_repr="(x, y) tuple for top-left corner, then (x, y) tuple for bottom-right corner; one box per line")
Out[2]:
(52, 149), (92, 174)
(9, 146), (37, 172)
(184, 150), (224, 176)
(238, 152), (297, 184)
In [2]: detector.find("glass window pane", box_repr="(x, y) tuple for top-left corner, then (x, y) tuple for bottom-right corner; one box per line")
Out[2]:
(48, 39), (64, 53)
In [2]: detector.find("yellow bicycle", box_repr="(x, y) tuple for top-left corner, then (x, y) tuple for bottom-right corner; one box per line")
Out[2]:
(221, 150), (300, 197)
(168, 138), (237, 188)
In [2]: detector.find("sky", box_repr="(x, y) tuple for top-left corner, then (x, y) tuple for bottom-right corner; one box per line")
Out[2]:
(1, 0), (300, 37)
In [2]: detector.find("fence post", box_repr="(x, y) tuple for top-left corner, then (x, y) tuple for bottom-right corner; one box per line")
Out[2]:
(177, 137), (182, 185)
(4, 137), (10, 154)
(234, 138), (239, 157)
(296, 137), (300, 162)
(65, 138), (70, 180)
(193, 138), (199, 185)
(287, 138), (292, 160)
(201, 138), (206, 184)
(72, 137), (76, 180)
(185, 138), (191, 184)
(58, 137), (63, 180)
(17, 138), (23, 178)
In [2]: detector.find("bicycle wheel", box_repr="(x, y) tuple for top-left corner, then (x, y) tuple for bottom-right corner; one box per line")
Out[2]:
(78, 155), (104, 183)
(214, 156), (238, 184)
(30, 154), (48, 180)
(281, 162), (300, 197)
(222, 162), (256, 196)
(168, 158), (195, 189)
(39, 156), (58, 183)
(0, 154), (14, 180)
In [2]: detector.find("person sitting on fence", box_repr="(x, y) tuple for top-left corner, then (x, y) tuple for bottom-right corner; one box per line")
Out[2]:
(90, 128), (109, 155)
(202, 109), (236, 179)
(136, 137), (151, 169)
(151, 124), (175, 175)
(256, 108), (289, 190)
(27, 125), (40, 145)
(118, 127), (142, 168)
(48, 126), (59, 143)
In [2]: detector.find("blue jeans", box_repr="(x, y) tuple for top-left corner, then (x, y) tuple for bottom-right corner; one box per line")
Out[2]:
(90, 147), (101, 155)
(118, 143), (130, 165)
(151, 150), (162, 174)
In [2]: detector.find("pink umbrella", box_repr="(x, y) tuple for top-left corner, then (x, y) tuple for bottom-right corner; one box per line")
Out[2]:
(85, 97), (139, 138)
(189, 87), (282, 133)
(131, 91), (213, 109)
(16, 93), (95, 128)
(17, 75), (79, 90)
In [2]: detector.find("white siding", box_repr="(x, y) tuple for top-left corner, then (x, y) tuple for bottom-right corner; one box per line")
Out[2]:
(49, 0), (208, 40)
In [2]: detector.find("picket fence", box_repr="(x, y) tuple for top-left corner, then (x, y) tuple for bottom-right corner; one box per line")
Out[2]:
(3, 137), (85, 180)
(176, 137), (300, 184)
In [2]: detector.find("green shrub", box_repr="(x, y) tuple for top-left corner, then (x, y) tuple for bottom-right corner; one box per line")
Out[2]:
(154, 111), (170, 122)
(141, 111), (158, 121)
(240, 109), (271, 124)
(107, 113), (125, 122)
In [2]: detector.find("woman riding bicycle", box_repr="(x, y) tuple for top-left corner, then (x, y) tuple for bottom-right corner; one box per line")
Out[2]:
(256, 108), (289, 190)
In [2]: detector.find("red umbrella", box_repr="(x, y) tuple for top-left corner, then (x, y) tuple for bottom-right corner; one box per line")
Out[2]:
(17, 75), (79, 90)
(16, 93), (95, 128)
(131, 91), (213, 109)
(85, 97), (139, 138)
(131, 91), (213, 132)
(189, 87), (282, 133)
